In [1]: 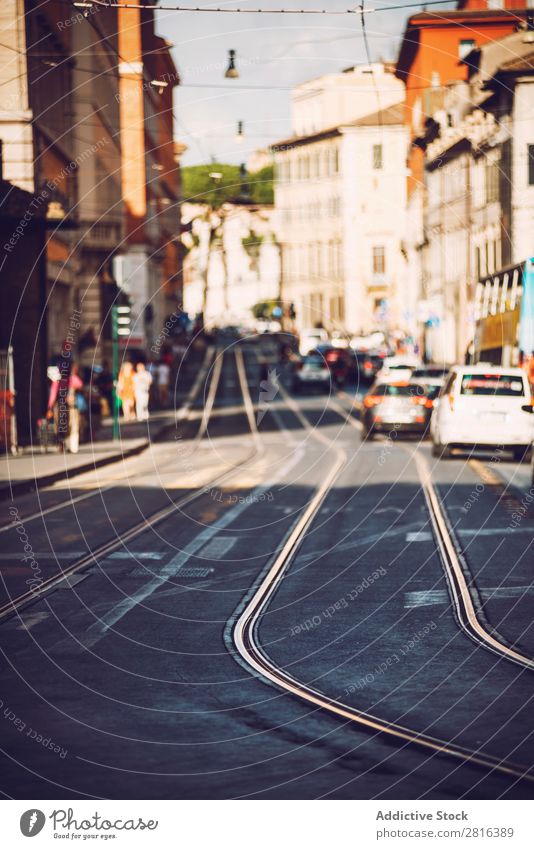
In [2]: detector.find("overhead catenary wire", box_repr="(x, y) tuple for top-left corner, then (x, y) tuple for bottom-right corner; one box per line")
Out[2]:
(72, 0), (457, 15)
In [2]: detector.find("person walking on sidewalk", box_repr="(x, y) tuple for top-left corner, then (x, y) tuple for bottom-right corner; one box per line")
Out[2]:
(133, 362), (152, 422)
(47, 361), (84, 453)
(117, 361), (136, 421)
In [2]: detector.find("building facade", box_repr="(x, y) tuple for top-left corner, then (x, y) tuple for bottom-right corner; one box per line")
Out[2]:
(273, 64), (407, 335)
(181, 201), (280, 327)
(395, 3), (531, 360)
(423, 30), (534, 363)
(114, 1), (181, 354)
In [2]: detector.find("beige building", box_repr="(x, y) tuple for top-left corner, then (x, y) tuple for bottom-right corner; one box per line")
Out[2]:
(182, 201), (280, 327)
(273, 64), (407, 334)
(423, 31), (534, 363)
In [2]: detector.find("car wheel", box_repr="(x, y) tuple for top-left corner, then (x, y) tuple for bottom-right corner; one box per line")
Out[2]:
(432, 439), (450, 459)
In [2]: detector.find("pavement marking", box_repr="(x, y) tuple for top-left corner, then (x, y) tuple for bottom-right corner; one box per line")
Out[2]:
(175, 566), (215, 578)
(15, 612), (49, 631)
(457, 526), (534, 537)
(405, 585), (534, 608)
(107, 551), (164, 560)
(0, 552), (86, 559)
(198, 536), (238, 559)
(482, 585), (534, 600)
(404, 589), (450, 607)
(56, 574), (89, 589)
(406, 531), (433, 542)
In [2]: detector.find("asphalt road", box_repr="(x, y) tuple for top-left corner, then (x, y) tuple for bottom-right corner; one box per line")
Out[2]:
(0, 340), (533, 800)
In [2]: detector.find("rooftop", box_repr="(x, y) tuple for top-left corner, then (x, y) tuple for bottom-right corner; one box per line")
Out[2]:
(271, 102), (405, 151)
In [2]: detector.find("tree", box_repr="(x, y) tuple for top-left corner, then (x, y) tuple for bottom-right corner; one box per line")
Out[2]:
(182, 163), (273, 206)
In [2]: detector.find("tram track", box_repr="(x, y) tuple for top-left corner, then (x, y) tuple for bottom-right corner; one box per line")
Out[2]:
(232, 380), (534, 785)
(0, 345), (261, 624)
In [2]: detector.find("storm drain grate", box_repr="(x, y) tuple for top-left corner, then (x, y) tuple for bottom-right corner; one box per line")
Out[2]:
(174, 567), (214, 578)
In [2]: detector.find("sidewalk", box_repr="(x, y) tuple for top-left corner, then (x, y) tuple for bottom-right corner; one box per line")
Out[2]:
(0, 410), (179, 502)
(0, 353), (207, 502)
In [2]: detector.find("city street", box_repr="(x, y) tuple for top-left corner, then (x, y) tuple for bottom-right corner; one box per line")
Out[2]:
(0, 339), (532, 800)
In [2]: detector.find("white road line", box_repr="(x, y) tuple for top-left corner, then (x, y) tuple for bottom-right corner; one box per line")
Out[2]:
(198, 536), (238, 559)
(15, 612), (49, 631)
(405, 585), (534, 608)
(106, 551), (164, 560)
(406, 531), (433, 542)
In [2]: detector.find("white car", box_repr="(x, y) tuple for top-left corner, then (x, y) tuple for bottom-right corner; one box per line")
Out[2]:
(378, 355), (420, 383)
(299, 328), (329, 356)
(431, 365), (534, 460)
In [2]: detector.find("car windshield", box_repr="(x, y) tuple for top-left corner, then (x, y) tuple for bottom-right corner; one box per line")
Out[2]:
(373, 384), (420, 397)
(304, 357), (326, 368)
(460, 374), (525, 397)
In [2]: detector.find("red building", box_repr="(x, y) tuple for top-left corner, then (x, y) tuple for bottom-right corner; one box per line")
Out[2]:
(396, 3), (532, 197)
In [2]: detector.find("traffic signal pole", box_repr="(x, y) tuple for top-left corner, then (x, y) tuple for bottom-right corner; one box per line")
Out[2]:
(111, 301), (132, 441)
(111, 305), (120, 441)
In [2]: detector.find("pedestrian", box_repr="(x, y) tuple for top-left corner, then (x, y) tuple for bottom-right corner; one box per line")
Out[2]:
(46, 361), (84, 453)
(133, 362), (152, 421)
(117, 361), (136, 421)
(95, 360), (114, 416)
(157, 359), (171, 408)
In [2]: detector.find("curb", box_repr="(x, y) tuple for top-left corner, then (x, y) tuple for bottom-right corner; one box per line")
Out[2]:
(0, 438), (149, 504)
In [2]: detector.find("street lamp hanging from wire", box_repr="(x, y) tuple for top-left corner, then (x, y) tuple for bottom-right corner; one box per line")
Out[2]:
(225, 49), (239, 79)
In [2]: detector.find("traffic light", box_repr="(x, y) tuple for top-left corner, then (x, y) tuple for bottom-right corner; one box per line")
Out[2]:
(111, 299), (132, 340)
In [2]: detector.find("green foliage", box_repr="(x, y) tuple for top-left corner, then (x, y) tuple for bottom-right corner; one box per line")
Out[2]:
(249, 165), (274, 204)
(241, 231), (263, 252)
(251, 299), (278, 319)
(182, 163), (273, 206)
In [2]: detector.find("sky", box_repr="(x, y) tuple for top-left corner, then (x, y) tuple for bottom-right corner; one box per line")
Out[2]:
(155, 1), (453, 167)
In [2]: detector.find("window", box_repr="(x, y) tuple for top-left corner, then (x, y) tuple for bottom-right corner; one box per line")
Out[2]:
(487, 0), (504, 7)
(475, 245), (482, 280)
(372, 144), (383, 170)
(431, 71), (441, 89)
(460, 374), (525, 397)
(459, 39), (475, 60)
(333, 147), (339, 173)
(528, 144), (534, 185)
(372, 246), (385, 275)
(485, 158), (499, 203)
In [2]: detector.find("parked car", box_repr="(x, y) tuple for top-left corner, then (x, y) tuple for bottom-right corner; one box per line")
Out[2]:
(431, 365), (534, 460)
(292, 354), (331, 393)
(362, 381), (433, 439)
(299, 328), (329, 356)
